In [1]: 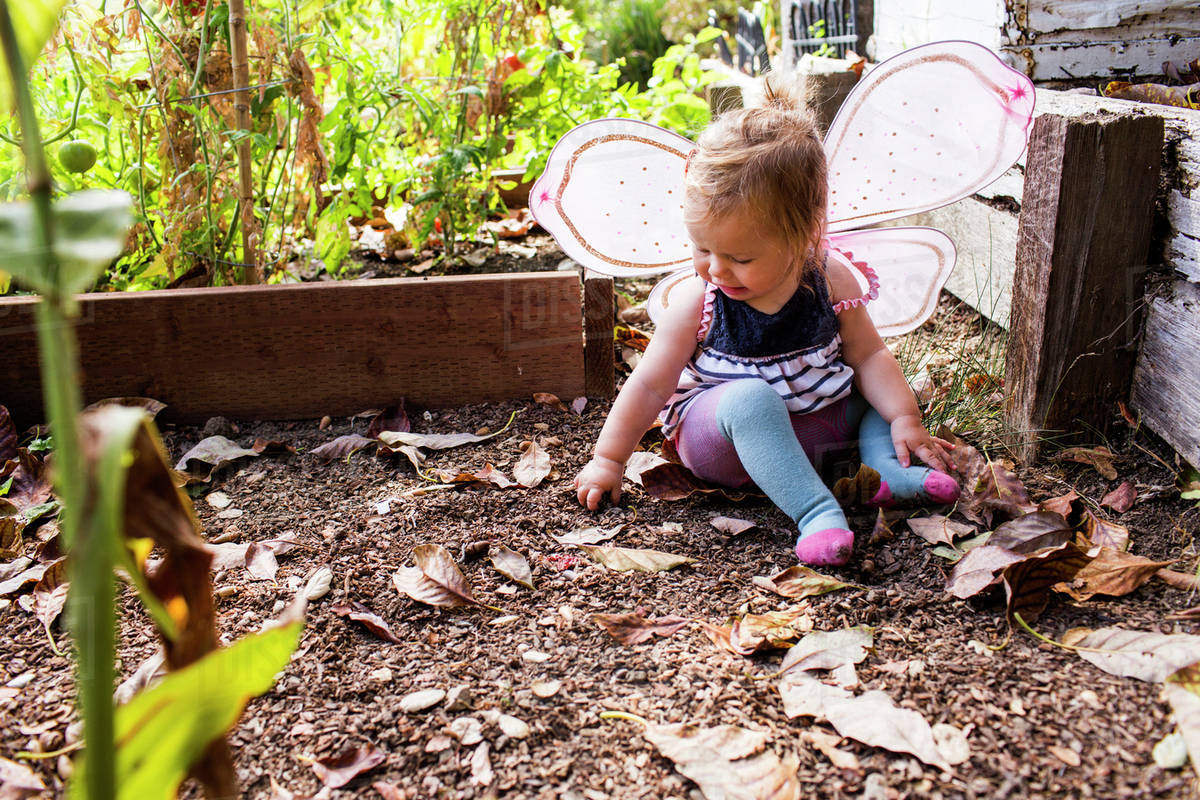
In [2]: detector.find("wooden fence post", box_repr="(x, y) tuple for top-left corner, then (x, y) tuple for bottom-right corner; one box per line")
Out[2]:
(583, 270), (615, 399)
(1004, 111), (1163, 461)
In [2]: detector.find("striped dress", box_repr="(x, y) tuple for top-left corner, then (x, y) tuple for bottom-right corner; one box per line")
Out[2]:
(659, 261), (860, 438)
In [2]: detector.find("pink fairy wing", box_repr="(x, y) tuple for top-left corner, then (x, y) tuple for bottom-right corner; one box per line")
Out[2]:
(529, 118), (694, 277)
(826, 228), (955, 337)
(825, 40), (1034, 232)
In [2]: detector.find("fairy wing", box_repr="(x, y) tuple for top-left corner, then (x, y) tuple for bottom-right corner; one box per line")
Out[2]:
(826, 228), (955, 337)
(528, 118), (694, 277)
(825, 40), (1034, 232)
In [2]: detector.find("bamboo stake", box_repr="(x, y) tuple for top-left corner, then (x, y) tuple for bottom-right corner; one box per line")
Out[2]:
(228, 0), (259, 283)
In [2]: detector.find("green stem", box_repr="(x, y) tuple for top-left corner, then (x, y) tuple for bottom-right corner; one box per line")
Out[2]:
(0, 4), (116, 797)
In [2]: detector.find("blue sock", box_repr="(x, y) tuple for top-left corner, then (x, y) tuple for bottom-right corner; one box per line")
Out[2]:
(714, 379), (848, 537)
(858, 407), (935, 502)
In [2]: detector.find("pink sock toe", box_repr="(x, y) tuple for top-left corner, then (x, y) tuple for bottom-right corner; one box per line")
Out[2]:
(869, 481), (895, 509)
(924, 471), (960, 504)
(794, 528), (854, 567)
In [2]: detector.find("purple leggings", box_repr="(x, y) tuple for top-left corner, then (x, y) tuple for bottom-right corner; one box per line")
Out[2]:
(673, 382), (867, 489)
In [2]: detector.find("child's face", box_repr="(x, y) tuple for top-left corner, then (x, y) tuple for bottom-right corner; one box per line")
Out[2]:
(685, 204), (801, 312)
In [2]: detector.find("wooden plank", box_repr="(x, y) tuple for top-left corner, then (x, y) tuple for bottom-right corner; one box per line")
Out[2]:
(1028, 1), (1191, 32)
(0, 273), (585, 426)
(1131, 279), (1200, 469)
(1003, 37), (1200, 81)
(583, 271), (615, 399)
(1004, 111), (1164, 461)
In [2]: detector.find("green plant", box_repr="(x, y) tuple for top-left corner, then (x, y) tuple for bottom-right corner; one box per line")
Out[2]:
(0, 2), (300, 796)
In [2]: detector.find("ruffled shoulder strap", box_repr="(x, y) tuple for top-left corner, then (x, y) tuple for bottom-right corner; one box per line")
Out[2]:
(696, 282), (718, 341)
(826, 243), (880, 314)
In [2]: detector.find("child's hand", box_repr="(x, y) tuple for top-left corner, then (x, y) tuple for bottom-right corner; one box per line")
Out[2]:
(890, 414), (954, 473)
(574, 455), (624, 510)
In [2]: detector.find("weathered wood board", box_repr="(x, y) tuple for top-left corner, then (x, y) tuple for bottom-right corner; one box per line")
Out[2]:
(1131, 280), (1200, 469)
(1004, 111), (1163, 459)
(0, 273), (589, 426)
(871, 0), (1200, 81)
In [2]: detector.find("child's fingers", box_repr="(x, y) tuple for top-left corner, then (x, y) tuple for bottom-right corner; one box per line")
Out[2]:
(894, 438), (911, 468)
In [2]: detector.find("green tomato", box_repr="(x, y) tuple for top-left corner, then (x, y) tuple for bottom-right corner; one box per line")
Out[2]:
(58, 140), (98, 174)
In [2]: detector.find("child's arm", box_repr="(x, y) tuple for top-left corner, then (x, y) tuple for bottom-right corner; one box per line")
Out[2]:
(827, 261), (953, 473)
(575, 279), (706, 510)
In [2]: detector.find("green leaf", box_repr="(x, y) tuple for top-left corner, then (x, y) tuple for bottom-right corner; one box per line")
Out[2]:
(0, 0), (68, 112)
(70, 620), (302, 800)
(0, 190), (132, 296)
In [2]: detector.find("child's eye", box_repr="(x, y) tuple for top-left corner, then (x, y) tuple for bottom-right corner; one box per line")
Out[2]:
(732, 257), (752, 264)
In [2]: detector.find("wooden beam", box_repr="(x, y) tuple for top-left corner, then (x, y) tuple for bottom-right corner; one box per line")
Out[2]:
(1131, 279), (1200, 469)
(1004, 111), (1163, 462)
(0, 273), (585, 427)
(582, 270), (615, 399)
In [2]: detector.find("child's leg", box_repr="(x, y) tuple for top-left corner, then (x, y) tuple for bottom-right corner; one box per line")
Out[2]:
(676, 379), (854, 566)
(857, 406), (959, 506)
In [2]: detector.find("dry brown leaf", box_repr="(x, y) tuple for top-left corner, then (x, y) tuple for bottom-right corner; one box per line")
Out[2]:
(1072, 628), (1200, 682)
(0, 516), (23, 560)
(1053, 549), (1175, 601)
(802, 729), (860, 771)
(1038, 491), (1079, 516)
(393, 544), (482, 608)
(869, 509), (897, 544)
(310, 434), (376, 463)
(779, 627), (874, 675)
(32, 559), (68, 642)
(309, 744), (387, 788)
(987, 511), (1073, 554)
(624, 451), (671, 486)
(944, 545), (1026, 599)
(174, 435), (260, 483)
(4, 449), (52, 513)
(245, 542), (280, 582)
(378, 428), (500, 451)
(1081, 508), (1130, 551)
(514, 440), (551, 488)
(490, 545), (534, 589)
(552, 524), (624, 546)
(752, 565), (855, 600)
(642, 722), (802, 800)
(579, 545), (696, 572)
(0, 560), (50, 596)
(778, 673), (950, 770)
(938, 429), (1035, 523)
(1157, 569), (1200, 592)
(0, 405), (17, 462)
(593, 612), (691, 645)
(730, 610), (811, 654)
(1055, 446), (1118, 480)
(1002, 542), (1092, 623)
(710, 516), (757, 537)
(1100, 481), (1137, 513)
(532, 392), (570, 413)
(1103, 80), (1199, 109)
(331, 601), (403, 644)
(907, 514), (975, 547)
(640, 462), (748, 502)
(832, 464), (881, 508)
(366, 403), (411, 438)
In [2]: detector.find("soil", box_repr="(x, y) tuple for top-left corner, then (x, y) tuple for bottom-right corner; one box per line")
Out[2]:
(2, 253), (1199, 800)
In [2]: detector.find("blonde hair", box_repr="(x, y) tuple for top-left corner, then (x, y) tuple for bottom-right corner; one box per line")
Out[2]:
(684, 79), (827, 275)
